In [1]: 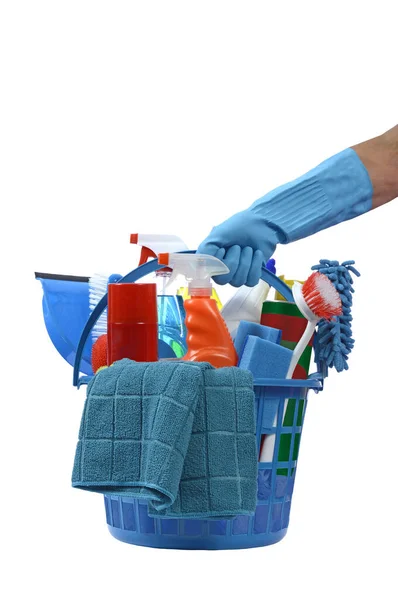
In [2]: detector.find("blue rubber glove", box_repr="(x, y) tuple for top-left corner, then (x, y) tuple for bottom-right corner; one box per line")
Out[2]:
(198, 148), (373, 286)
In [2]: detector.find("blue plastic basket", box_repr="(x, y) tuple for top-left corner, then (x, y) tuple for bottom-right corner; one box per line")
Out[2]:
(74, 255), (326, 550)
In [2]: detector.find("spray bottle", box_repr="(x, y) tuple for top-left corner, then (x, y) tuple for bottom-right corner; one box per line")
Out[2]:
(177, 284), (223, 311)
(158, 253), (238, 368)
(130, 234), (188, 358)
(221, 258), (277, 339)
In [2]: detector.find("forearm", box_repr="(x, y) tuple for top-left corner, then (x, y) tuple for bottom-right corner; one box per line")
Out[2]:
(352, 125), (398, 209)
(198, 125), (398, 287)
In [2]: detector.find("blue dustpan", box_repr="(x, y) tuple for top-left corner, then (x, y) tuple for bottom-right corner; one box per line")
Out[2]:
(35, 273), (94, 376)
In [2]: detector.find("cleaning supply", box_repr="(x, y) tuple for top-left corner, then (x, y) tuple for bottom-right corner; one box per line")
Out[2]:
(35, 272), (94, 375)
(239, 336), (293, 380)
(89, 273), (122, 342)
(156, 294), (187, 358)
(72, 359), (257, 519)
(107, 283), (158, 364)
(234, 321), (282, 359)
(35, 271), (123, 376)
(177, 285), (223, 310)
(238, 336), (293, 432)
(91, 334), (107, 373)
(312, 259), (360, 372)
(260, 299), (315, 471)
(131, 233), (188, 358)
(158, 253), (238, 368)
(275, 275), (305, 301)
(198, 148), (373, 286)
(261, 301), (314, 379)
(221, 258), (277, 339)
(260, 271), (342, 463)
(68, 249), (357, 550)
(287, 272), (342, 378)
(130, 233), (189, 265)
(88, 273), (123, 371)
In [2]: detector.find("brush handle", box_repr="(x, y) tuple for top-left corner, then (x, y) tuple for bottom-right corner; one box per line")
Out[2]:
(286, 320), (317, 379)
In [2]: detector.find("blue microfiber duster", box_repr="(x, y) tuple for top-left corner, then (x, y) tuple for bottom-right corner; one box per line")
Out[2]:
(234, 321), (282, 359)
(311, 259), (360, 372)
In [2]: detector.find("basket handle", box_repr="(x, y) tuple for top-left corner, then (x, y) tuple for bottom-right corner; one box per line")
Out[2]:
(73, 252), (293, 386)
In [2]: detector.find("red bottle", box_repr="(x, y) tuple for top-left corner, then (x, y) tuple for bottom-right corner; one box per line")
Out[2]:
(107, 283), (158, 364)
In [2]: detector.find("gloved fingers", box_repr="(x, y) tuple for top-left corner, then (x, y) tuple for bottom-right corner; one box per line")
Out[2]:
(212, 245), (241, 285)
(197, 241), (221, 257)
(196, 242), (226, 265)
(229, 246), (253, 287)
(214, 248), (226, 261)
(246, 249), (265, 287)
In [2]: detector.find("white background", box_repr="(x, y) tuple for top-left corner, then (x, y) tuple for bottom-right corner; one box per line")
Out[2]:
(1, 1), (397, 599)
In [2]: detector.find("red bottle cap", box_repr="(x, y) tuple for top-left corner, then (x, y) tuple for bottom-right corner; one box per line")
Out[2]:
(108, 283), (158, 324)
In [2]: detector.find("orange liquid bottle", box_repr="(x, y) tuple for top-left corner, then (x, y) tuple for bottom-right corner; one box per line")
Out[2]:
(158, 253), (238, 368)
(184, 296), (237, 367)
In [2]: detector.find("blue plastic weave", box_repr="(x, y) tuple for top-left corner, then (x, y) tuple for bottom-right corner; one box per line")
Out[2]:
(104, 377), (321, 549)
(74, 254), (325, 549)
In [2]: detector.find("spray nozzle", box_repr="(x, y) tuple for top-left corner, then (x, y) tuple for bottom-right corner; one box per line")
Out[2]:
(158, 253), (229, 297)
(130, 233), (188, 269)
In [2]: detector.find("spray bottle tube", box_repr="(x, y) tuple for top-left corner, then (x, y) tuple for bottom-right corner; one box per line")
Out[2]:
(158, 253), (238, 368)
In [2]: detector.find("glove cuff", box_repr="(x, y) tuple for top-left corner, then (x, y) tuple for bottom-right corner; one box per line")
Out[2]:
(249, 148), (373, 244)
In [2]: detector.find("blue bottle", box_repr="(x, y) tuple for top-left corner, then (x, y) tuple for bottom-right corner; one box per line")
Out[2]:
(156, 271), (187, 359)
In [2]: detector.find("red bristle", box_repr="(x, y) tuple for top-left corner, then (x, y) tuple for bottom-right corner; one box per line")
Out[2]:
(302, 272), (342, 320)
(92, 334), (108, 373)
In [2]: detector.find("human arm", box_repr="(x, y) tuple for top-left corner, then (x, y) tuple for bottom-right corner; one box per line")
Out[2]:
(198, 125), (398, 286)
(352, 125), (398, 209)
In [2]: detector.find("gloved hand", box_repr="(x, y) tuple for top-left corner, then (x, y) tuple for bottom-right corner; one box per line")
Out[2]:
(197, 211), (279, 287)
(198, 148), (373, 286)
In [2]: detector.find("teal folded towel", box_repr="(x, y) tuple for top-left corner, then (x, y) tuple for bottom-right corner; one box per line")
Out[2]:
(72, 359), (257, 519)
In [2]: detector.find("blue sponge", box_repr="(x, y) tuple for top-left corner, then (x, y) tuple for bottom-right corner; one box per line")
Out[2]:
(239, 336), (293, 430)
(239, 335), (292, 380)
(235, 321), (282, 360)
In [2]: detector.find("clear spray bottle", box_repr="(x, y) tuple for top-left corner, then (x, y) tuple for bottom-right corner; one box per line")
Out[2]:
(130, 234), (188, 358)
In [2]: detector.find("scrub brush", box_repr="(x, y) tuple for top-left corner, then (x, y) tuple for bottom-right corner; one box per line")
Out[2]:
(91, 334), (107, 372)
(287, 271), (342, 378)
(260, 271), (342, 463)
(89, 273), (121, 342)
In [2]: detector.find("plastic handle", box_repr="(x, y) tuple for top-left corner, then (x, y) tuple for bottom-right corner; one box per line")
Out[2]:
(73, 252), (293, 386)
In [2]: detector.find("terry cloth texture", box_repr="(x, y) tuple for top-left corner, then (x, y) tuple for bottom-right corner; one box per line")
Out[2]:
(72, 359), (257, 519)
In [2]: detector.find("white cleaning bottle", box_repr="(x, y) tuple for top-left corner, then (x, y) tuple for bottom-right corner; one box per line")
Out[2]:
(221, 259), (276, 339)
